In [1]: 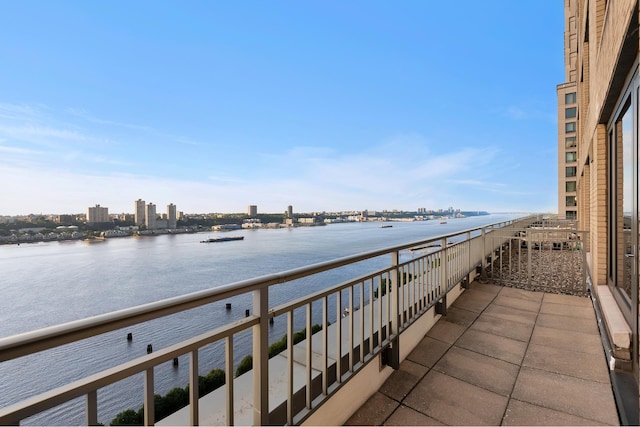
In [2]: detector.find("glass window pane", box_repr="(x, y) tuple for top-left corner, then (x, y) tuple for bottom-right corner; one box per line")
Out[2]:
(566, 122), (576, 133)
(566, 181), (576, 192)
(565, 92), (576, 104)
(565, 137), (576, 148)
(565, 107), (577, 118)
(565, 167), (577, 177)
(566, 196), (577, 206)
(565, 152), (577, 162)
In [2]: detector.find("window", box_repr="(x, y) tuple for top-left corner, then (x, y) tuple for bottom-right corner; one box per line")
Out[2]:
(566, 181), (576, 192)
(566, 166), (577, 177)
(566, 196), (577, 207)
(565, 107), (577, 118)
(566, 211), (577, 220)
(565, 136), (577, 148)
(608, 95), (633, 303)
(566, 152), (577, 162)
(566, 122), (576, 133)
(565, 92), (576, 104)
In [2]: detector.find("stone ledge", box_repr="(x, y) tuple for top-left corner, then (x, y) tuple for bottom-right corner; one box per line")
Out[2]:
(597, 285), (631, 361)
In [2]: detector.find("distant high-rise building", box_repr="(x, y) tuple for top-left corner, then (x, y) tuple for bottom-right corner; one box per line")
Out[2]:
(556, 0), (578, 220)
(167, 203), (177, 229)
(287, 205), (293, 218)
(87, 204), (109, 224)
(248, 205), (258, 217)
(145, 203), (157, 230)
(134, 199), (146, 226)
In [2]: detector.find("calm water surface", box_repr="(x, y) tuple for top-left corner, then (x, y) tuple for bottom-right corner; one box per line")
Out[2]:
(0, 214), (520, 424)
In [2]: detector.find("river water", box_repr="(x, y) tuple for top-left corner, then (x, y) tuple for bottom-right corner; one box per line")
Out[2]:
(0, 214), (520, 425)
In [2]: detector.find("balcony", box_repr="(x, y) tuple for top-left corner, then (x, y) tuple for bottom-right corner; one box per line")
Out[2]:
(0, 216), (626, 425)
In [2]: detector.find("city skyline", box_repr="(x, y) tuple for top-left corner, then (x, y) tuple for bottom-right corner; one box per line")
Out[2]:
(0, 2), (562, 216)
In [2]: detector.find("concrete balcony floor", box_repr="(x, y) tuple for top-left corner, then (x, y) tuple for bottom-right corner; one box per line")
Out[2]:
(346, 282), (620, 426)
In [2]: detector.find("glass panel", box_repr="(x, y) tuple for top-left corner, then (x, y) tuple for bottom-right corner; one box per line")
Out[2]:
(566, 137), (577, 148)
(566, 122), (576, 133)
(565, 107), (577, 118)
(566, 196), (577, 206)
(566, 181), (576, 192)
(565, 167), (577, 177)
(565, 92), (576, 104)
(565, 152), (577, 162)
(617, 103), (633, 299)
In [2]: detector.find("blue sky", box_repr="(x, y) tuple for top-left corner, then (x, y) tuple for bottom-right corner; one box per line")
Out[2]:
(0, 1), (563, 215)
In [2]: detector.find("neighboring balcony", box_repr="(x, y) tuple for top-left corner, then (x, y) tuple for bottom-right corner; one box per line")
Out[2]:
(0, 216), (627, 426)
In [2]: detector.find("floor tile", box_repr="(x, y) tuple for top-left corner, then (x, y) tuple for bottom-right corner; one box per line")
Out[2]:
(523, 342), (610, 383)
(383, 405), (445, 426)
(511, 367), (619, 425)
(530, 325), (603, 355)
(540, 301), (595, 320)
(493, 295), (541, 313)
(499, 287), (544, 302)
(483, 303), (538, 326)
(379, 359), (428, 401)
(443, 306), (479, 327)
(543, 293), (592, 307)
(404, 370), (508, 425)
(471, 282), (503, 296)
(433, 346), (519, 396)
(536, 312), (599, 335)
(406, 336), (450, 368)
(502, 399), (604, 426)
(451, 289), (496, 313)
(471, 313), (534, 342)
(345, 392), (399, 425)
(456, 328), (528, 365)
(426, 319), (467, 344)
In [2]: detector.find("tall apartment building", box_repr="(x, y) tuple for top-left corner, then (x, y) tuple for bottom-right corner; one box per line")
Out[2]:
(557, 0), (579, 220)
(134, 199), (146, 226)
(287, 205), (293, 218)
(167, 203), (177, 229)
(145, 203), (156, 230)
(86, 204), (109, 224)
(562, 0), (640, 417)
(248, 205), (257, 217)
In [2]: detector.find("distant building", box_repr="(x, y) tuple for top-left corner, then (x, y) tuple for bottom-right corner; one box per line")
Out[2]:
(145, 203), (157, 230)
(248, 205), (258, 217)
(287, 205), (293, 218)
(167, 203), (177, 229)
(56, 214), (74, 224)
(87, 204), (109, 224)
(134, 199), (146, 226)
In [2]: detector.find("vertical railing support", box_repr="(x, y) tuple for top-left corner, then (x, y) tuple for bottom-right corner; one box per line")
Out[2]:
(391, 251), (400, 337)
(252, 287), (269, 426)
(86, 390), (97, 426)
(190, 350), (200, 426)
(144, 368), (154, 426)
(466, 231), (471, 284)
(225, 338), (233, 426)
(441, 238), (448, 292)
(481, 227), (487, 277)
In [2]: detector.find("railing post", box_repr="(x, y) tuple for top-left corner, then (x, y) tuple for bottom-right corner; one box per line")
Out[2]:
(466, 231), (471, 285)
(481, 227), (487, 277)
(252, 287), (269, 426)
(86, 390), (97, 426)
(144, 368), (154, 426)
(225, 338), (234, 426)
(441, 238), (448, 292)
(190, 350), (200, 426)
(391, 251), (400, 336)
